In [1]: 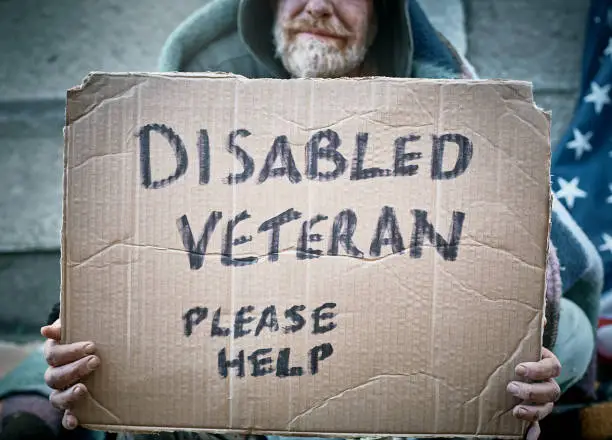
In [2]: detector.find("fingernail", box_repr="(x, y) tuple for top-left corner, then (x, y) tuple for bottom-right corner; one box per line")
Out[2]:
(88, 357), (100, 369)
(66, 417), (77, 429)
(74, 385), (84, 396)
(516, 407), (527, 416)
(84, 343), (95, 354)
(516, 365), (527, 376)
(507, 383), (520, 395)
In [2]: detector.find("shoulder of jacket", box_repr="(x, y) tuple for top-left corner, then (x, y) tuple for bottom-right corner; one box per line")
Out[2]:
(158, 0), (243, 72)
(434, 31), (479, 79)
(182, 30), (272, 78)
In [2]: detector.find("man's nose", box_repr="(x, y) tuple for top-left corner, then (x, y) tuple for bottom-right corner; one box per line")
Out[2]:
(305, 0), (333, 18)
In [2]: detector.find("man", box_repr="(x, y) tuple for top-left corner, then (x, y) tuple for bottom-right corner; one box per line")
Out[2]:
(0, 1), (600, 440)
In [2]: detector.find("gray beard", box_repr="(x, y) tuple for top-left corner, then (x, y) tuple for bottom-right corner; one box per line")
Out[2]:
(273, 22), (368, 78)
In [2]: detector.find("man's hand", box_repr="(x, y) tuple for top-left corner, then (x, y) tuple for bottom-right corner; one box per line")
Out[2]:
(507, 347), (562, 440)
(41, 319), (99, 430)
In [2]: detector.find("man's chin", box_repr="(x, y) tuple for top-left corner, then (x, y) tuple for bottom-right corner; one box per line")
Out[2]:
(288, 62), (353, 79)
(283, 52), (362, 78)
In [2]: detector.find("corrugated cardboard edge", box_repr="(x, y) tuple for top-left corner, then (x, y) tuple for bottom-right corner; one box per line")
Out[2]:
(533, 97), (553, 351)
(61, 72), (552, 439)
(83, 426), (527, 439)
(63, 72), (544, 126)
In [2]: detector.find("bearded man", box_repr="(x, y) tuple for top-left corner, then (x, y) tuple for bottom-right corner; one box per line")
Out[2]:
(0, 2), (602, 440)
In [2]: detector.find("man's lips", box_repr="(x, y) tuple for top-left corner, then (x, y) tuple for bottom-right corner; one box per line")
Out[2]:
(294, 29), (346, 40)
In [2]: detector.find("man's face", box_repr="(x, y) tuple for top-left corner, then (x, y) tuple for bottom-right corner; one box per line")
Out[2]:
(273, 0), (375, 78)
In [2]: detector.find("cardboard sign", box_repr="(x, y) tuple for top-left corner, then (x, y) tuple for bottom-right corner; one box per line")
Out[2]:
(62, 73), (551, 438)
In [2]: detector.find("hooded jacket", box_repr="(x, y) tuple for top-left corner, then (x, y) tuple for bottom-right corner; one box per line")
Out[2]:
(157, 0), (476, 79)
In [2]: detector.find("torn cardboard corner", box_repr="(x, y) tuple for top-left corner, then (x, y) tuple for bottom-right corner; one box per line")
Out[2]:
(61, 73), (552, 439)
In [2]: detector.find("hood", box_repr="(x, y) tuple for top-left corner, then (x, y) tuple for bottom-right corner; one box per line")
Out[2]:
(158, 0), (467, 79)
(237, 0), (413, 78)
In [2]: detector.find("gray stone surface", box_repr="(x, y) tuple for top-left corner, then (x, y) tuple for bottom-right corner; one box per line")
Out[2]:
(534, 90), (579, 147)
(465, 0), (588, 91)
(0, 100), (64, 252)
(0, 252), (60, 342)
(0, 0), (205, 101)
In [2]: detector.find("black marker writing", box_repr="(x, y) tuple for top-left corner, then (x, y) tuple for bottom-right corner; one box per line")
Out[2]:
(370, 206), (405, 256)
(328, 209), (364, 258)
(431, 133), (473, 180)
(225, 129), (255, 185)
(197, 129), (211, 185)
(258, 135), (302, 184)
(221, 211), (257, 267)
(258, 208), (302, 262)
(139, 123), (188, 189)
(177, 212), (223, 270)
(297, 214), (328, 260)
(351, 132), (392, 180)
(394, 135), (422, 176)
(306, 129), (347, 181)
(410, 209), (466, 261)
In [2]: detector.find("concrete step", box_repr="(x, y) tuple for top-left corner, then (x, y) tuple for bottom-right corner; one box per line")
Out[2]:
(465, 0), (588, 91)
(534, 90), (581, 148)
(0, 252), (60, 342)
(0, 0), (205, 101)
(0, 99), (65, 252)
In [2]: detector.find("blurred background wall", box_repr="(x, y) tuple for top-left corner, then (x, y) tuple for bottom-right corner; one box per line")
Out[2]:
(0, 0), (590, 353)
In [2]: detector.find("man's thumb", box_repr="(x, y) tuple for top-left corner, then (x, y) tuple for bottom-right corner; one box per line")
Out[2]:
(41, 319), (61, 340)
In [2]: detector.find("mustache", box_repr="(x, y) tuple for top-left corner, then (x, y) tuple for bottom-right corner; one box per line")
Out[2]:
(283, 18), (351, 38)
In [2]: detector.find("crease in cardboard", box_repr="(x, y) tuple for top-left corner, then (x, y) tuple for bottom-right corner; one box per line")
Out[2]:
(68, 239), (134, 269)
(361, 118), (433, 129)
(68, 151), (132, 173)
(462, 127), (544, 189)
(468, 313), (540, 434)
(498, 110), (548, 143)
(430, 82), (444, 432)
(286, 372), (453, 431)
(465, 204), (545, 250)
(86, 394), (122, 424)
(462, 238), (544, 272)
(70, 242), (492, 268)
(408, 88), (435, 121)
(228, 76), (240, 429)
(437, 265), (538, 312)
(67, 75), (147, 126)
(487, 82), (534, 105)
(270, 110), (378, 132)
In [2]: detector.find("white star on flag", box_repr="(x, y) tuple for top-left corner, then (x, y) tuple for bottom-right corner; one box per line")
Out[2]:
(556, 177), (587, 209)
(605, 37), (612, 58)
(607, 184), (612, 203)
(567, 128), (593, 160)
(584, 81), (611, 114)
(599, 233), (612, 254)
